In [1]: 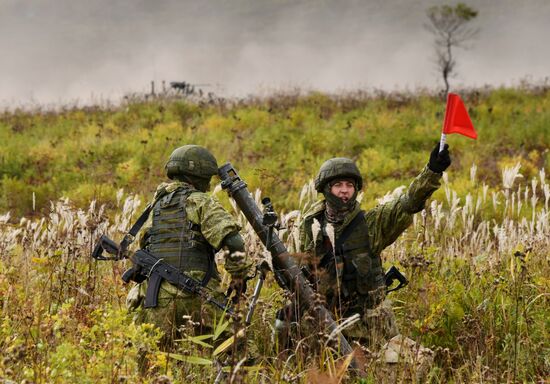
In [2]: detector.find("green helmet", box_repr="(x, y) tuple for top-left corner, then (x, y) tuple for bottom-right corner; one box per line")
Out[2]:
(165, 145), (218, 180)
(314, 157), (363, 192)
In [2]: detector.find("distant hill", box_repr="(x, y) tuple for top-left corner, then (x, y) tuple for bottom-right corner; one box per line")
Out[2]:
(1, 87), (548, 218)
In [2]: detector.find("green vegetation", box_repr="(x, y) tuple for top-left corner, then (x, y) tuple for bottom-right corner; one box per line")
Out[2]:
(2, 87), (548, 218)
(0, 87), (548, 383)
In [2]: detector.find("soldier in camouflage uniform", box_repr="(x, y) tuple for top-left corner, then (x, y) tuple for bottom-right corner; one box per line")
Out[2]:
(276, 143), (451, 349)
(126, 145), (252, 347)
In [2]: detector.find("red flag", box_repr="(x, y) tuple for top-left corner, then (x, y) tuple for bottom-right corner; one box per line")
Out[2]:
(442, 93), (477, 139)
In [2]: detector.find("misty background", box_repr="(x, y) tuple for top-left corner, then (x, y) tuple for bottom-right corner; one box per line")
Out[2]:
(1, 0), (549, 108)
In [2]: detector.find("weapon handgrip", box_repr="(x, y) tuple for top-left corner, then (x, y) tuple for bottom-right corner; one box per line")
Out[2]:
(144, 273), (163, 308)
(385, 266), (409, 293)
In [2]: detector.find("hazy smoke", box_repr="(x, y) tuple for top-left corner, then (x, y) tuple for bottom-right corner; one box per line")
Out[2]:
(1, 0), (549, 107)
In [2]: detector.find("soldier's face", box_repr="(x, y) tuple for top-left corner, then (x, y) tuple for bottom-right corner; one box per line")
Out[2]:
(330, 180), (355, 203)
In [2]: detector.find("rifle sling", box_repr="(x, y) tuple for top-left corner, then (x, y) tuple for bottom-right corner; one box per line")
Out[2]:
(119, 203), (153, 254)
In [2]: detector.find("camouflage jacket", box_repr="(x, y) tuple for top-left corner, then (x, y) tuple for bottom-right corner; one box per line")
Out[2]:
(139, 181), (250, 279)
(298, 166), (442, 307)
(300, 166), (442, 254)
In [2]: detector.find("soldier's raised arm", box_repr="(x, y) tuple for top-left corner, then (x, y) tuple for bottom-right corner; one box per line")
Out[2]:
(366, 143), (451, 255)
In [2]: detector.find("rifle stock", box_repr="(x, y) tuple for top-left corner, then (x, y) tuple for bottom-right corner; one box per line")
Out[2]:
(92, 234), (122, 260)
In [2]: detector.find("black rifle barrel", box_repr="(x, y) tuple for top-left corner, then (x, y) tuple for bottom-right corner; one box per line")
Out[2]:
(219, 163), (359, 370)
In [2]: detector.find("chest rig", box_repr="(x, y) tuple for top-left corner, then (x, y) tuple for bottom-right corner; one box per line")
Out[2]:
(311, 210), (385, 310)
(145, 186), (216, 280)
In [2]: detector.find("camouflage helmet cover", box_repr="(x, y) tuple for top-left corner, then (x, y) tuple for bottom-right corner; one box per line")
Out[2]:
(314, 157), (363, 192)
(165, 145), (218, 180)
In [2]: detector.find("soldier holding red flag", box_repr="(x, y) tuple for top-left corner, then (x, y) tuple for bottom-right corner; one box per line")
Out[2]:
(275, 143), (451, 346)
(275, 94), (476, 375)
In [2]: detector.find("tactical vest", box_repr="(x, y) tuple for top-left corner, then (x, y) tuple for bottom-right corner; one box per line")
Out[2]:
(145, 186), (215, 276)
(309, 210), (385, 310)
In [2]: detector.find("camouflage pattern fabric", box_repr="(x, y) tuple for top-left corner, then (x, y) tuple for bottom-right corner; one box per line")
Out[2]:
(127, 271), (228, 346)
(143, 181), (239, 250)
(140, 181), (250, 278)
(287, 297), (399, 352)
(378, 335), (435, 382)
(300, 166), (442, 252)
(295, 165), (442, 347)
(128, 181), (251, 345)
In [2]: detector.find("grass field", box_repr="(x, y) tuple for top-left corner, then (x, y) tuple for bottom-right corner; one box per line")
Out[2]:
(0, 86), (548, 383)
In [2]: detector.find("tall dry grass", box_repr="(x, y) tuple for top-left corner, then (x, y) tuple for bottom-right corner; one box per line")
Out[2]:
(0, 163), (548, 383)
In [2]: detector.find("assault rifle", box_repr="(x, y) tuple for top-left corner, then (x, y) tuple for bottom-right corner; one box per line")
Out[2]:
(92, 236), (236, 318)
(219, 163), (362, 373)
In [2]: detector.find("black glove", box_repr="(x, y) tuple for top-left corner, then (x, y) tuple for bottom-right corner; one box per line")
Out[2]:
(428, 143), (451, 173)
(228, 278), (247, 304)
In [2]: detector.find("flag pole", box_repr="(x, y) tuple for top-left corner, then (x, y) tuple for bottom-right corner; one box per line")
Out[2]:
(440, 92), (450, 153)
(439, 132), (447, 153)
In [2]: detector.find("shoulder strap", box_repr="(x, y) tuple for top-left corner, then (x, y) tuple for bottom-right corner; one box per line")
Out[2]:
(335, 210), (366, 253)
(119, 203), (154, 254)
(119, 187), (176, 254)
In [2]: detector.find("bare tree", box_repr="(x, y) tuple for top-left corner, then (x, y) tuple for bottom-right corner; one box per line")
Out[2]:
(425, 3), (479, 95)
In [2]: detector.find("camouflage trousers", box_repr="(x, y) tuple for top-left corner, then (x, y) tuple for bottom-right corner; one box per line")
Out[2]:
(126, 272), (256, 369)
(275, 292), (436, 380)
(126, 272), (228, 347)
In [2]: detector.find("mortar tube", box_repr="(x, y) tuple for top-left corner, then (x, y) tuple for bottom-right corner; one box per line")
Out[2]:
(219, 162), (361, 373)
